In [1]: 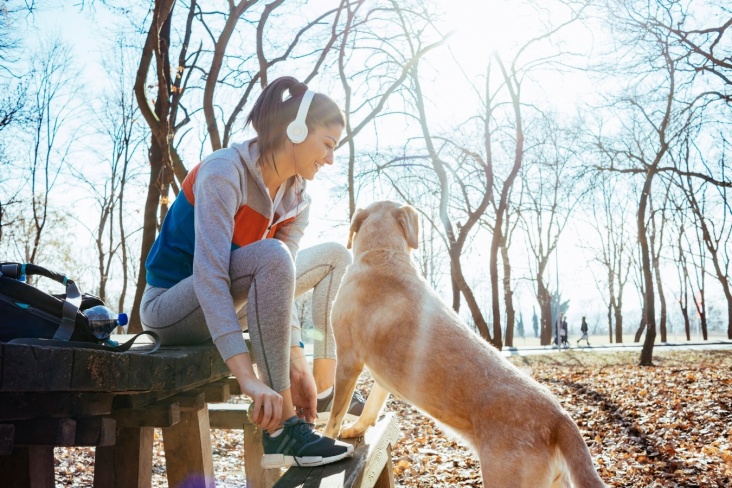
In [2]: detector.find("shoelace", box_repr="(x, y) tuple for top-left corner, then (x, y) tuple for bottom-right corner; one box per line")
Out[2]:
(290, 419), (318, 442)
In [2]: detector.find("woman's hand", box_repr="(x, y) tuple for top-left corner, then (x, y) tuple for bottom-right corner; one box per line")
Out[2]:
(289, 349), (317, 422)
(225, 353), (282, 432)
(240, 376), (283, 432)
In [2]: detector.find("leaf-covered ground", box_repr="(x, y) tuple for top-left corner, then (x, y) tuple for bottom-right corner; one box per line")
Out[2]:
(55, 349), (732, 487)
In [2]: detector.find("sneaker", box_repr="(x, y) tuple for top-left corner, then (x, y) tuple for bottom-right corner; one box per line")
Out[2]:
(316, 389), (366, 420)
(261, 416), (354, 469)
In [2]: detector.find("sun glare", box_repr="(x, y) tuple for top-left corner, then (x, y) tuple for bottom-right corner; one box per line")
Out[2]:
(445, 0), (531, 63)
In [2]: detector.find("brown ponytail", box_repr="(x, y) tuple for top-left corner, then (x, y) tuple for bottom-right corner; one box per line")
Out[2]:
(245, 76), (345, 172)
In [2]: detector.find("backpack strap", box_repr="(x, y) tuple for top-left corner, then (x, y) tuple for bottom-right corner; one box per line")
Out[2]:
(53, 279), (82, 341)
(8, 331), (162, 354)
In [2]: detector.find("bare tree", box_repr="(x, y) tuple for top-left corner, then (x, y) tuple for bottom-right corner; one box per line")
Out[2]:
(678, 150), (731, 339)
(648, 182), (672, 342)
(595, 0), (699, 364)
(336, 0), (447, 220)
(24, 39), (79, 270)
(0, 1), (31, 243)
(652, 2), (731, 106)
(69, 38), (146, 308)
(674, 214), (693, 340)
(587, 172), (634, 343)
(521, 117), (587, 345)
(129, 0), (196, 332)
(497, 187), (523, 347)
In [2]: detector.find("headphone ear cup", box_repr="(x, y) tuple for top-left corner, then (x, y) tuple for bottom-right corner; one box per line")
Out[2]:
(287, 120), (308, 144)
(287, 90), (314, 144)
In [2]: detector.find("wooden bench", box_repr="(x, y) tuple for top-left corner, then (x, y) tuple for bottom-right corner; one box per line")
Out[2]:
(0, 340), (230, 487)
(208, 400), (399, 488)
(0, 339), (399, 487)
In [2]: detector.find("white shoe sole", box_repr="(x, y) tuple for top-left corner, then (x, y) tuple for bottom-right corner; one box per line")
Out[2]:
(261, 444), (354, 469)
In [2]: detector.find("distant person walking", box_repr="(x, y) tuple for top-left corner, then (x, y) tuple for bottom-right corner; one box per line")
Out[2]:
(577, 316), (590, 346)
(560, 316), (569, 348)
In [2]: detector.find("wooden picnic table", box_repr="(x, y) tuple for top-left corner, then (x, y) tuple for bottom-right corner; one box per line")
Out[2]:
(0, 338), (400, 488)
(0, 339), (230, 487)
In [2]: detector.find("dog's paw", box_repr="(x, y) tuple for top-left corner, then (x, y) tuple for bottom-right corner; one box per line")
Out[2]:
(340, 422), (368, 439)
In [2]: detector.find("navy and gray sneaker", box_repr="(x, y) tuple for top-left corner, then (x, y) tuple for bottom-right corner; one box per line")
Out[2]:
(316, 389), (366, 421)
(261, 416), (354, 469)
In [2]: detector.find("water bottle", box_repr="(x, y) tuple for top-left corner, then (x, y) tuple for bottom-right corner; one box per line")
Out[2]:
(85, 305), (129, 339)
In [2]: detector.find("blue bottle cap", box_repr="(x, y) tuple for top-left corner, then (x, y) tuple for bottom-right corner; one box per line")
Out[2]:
(118, 313), (129, 326)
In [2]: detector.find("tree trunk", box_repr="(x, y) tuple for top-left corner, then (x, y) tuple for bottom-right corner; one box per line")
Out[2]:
(129, 1), (176, 332)
(537, 273), (552, 345)
(634, 315), (645, 343)
(501, 243), (515, 347)
(638, 178), (657, 366)
(451, 276), (460, 313)
(653, 250), (667, 342)
(489, 56), (524, 351)
(129, 140), (166, 333)
(451, 249), (490, 341)
(698, 288), (708, 340)
(607, 302), (613, 343)
(680, 291), (691, 341)
(614, 303), (624, 344)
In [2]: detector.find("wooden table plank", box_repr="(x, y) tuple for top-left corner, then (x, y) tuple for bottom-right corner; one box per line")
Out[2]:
(0, 340), (232, 488)
(0, 342), (231, 393)
(0, 345), (73, 391)
(71, 349), (131, 391)
(0, 392), (114, 420)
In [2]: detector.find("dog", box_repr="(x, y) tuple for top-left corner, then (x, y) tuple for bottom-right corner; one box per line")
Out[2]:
(323, 201), (606, 488)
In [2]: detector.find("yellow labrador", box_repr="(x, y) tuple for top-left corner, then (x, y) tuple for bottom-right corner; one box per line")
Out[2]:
(323, 201), (606, 488)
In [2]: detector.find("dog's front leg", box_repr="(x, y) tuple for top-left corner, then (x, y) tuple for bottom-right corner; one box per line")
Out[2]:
(340, 382), (390, 438)
(323, 358), (363, 439)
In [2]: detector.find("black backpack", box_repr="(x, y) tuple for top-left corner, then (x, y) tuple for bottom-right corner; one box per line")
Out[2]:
(0, 262), (159, 352)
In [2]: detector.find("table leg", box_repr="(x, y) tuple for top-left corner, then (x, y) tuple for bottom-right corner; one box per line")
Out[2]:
(373, 445), (395, 488)
(94, 426), (153, 488)
(244, 422), (281, 487)
(0, 446), (54, 487)
(162, 404), (215, 488)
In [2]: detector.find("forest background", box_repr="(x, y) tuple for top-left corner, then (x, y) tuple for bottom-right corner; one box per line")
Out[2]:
(0, 0), (730, 365)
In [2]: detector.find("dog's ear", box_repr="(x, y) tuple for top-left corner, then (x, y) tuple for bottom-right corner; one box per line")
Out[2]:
(396, 205), (419, 250)
(347, 208), (367, 249)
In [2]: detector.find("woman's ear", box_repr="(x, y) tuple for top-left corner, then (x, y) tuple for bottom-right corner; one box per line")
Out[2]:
(396, 205), (419, 250)
(347, 208), (367, 249)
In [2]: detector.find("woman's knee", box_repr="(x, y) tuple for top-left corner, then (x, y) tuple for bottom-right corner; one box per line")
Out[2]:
(232, 238), (295, 281)
(320, 241), (352, 270)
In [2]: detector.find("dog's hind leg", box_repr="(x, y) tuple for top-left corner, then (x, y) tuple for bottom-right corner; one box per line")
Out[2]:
(323, 358), (363, 439)
(340, 381), (390, 438)
(478, 444), (557, 488)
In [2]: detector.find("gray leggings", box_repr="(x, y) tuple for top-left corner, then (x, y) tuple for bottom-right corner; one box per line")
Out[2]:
(140, 240), (351, 392)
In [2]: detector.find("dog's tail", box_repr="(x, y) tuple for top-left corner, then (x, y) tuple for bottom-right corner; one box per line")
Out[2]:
(556, 414), (607, 487)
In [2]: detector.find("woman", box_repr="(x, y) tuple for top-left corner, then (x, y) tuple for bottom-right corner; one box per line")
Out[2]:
(141, 76), (355, 468)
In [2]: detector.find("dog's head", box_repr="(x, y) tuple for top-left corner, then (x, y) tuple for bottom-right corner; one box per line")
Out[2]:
(347, 201), (419, 255)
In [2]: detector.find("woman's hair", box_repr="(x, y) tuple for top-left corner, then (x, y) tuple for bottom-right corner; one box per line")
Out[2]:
(245, 76), (345, 171)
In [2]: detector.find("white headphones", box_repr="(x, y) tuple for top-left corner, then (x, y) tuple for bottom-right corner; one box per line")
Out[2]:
(286, 90), (315, 144)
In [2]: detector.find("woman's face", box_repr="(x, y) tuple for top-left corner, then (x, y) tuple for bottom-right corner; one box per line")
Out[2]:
(292, 123), (343, 180)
